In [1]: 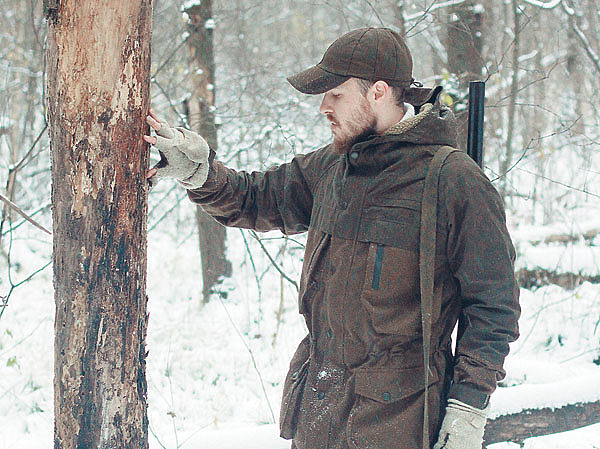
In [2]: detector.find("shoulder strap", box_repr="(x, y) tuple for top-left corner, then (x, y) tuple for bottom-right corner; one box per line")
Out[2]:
(420, 146), (459, 449)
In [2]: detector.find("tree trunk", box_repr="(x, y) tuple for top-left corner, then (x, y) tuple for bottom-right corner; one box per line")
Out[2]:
(184, 0), (231, 303)
(499, 0), (520, 202)
(442, 1), (485, 150)
(46, 1), (152, 447)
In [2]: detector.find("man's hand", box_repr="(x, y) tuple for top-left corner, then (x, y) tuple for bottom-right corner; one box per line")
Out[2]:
(433, 399), (489, 449)
(143, 109), (210, 189)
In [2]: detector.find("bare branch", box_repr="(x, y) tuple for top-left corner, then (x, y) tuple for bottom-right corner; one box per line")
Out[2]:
(216, 294), (276, 423)
(562, 1), (600, 74)
(404, 0), (467, 22)
(516, 167), (600, 199)
(249, 230), (299, 292)
(0, 192), (51, 235)
(521, 0), (563, 9)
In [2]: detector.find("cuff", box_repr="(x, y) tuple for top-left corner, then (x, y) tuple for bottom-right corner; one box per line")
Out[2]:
(448, 383), (490, 410)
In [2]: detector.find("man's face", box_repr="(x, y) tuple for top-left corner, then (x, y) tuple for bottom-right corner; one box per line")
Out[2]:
(320, 78), (377, 155)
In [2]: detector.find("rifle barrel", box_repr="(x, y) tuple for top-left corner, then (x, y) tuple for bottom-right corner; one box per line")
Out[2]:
(467, 81), (485, 168)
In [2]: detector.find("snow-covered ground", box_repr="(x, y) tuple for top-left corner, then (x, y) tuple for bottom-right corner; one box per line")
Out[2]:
(1, 192), (599, 448)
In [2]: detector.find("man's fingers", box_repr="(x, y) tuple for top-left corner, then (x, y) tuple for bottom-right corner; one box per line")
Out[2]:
(149, 108), (161, 123)
(143, 135), (157, 145)
(146, 114), (162, 131)
(146, 167), (158, 179)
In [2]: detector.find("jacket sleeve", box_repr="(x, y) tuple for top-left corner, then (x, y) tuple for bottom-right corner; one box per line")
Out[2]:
(441, 151), (520, 409)
(186, 148), (323, 235)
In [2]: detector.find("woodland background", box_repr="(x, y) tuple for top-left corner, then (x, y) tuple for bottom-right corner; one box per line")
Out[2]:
(1, 0), (599, 448)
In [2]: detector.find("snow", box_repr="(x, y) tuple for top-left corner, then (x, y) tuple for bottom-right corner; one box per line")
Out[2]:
(490, 372), (600, 419)
(1, 192), (599, 448)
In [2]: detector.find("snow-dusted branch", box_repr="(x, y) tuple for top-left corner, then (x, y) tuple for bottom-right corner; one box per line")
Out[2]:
(403, 0), (467, 22)
(561, 1), (600, 74)
(521, 0), (563, 9)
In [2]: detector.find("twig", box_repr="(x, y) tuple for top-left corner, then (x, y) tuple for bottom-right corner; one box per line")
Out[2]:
(249, 230), (298, 292)
(404, 0), (467, 24)
(521, 0), (562, 8)
(0, 192), (51, 235)
(0, 259), (52, 321)
(562, 0), (600, 75)
(515, 168), (600, 199)
(11, 124), (48, 173)
(149, 423), (168, 449)
(240, 229), (263, 324)
(1, 202), (50, 236)
(148, 190), (187, 232)
(217, 294), (276, 423)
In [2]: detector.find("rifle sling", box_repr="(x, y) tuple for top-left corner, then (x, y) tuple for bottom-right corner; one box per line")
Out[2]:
(420, 146), (458, 449)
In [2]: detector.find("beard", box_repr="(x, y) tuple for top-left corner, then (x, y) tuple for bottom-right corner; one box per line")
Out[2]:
(330, 98), (377, 155)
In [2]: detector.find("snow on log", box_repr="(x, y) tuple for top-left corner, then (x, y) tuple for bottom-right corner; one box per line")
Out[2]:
(484, 372), (600, 445)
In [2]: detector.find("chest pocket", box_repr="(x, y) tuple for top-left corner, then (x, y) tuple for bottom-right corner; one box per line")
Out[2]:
(357, 198), (421, 251)
(361, 242), (422, 335)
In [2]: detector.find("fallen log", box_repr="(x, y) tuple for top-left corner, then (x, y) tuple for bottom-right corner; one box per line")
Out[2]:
(484, 399), (600, 446)
(516, 267), (600, 290)
(484, 372), (600, 446)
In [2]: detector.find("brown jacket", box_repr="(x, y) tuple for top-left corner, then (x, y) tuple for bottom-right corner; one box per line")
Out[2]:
(188, 102), (520, 449)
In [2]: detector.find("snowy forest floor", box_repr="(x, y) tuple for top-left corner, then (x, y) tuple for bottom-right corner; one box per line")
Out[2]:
(1, 195), (599, 449)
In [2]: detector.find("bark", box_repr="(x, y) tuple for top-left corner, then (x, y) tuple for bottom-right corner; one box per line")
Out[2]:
(185, 0), (231, 303)
(46, 1), (152, 447)
(485, 400), (600, 446)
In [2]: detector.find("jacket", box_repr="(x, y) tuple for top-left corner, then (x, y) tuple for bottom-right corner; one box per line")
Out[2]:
(187, 101), (520, 449)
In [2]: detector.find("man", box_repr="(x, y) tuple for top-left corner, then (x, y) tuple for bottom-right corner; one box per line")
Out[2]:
(143, 28), (520, 449)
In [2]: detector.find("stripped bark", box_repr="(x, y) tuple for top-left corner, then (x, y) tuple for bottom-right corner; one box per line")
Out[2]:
(46, 1), (152, 447)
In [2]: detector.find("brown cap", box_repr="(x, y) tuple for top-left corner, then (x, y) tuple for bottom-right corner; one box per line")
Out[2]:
(288, 27), (436, 106)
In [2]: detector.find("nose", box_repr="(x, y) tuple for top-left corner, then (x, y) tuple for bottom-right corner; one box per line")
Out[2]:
(320, 94), (332, 115)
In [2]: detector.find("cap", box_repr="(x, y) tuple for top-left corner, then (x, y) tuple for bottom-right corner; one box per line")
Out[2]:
(287, 27), (436, 106)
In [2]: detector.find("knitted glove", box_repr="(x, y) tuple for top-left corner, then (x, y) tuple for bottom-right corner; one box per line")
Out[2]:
(149, 122), (210, 189)
(433, 399), (489, 449)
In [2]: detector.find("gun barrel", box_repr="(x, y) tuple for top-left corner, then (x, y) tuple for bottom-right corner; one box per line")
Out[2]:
(467, 81), (485, 168)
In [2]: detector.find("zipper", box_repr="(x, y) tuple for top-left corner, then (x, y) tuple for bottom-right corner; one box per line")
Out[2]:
(372, 244), (384, 290)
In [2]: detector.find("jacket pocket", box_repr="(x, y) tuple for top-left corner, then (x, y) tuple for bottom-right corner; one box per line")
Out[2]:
(348, 366), (441, 449)
(279, 335), (311, 440)
(360, 243), (423, 335)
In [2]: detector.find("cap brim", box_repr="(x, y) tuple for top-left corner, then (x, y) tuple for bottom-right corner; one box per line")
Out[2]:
(404, 85), (442, 106)
(287, 64), (349, 95)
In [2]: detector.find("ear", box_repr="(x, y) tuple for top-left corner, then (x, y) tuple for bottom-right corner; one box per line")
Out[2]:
(372, 81), (390, 102)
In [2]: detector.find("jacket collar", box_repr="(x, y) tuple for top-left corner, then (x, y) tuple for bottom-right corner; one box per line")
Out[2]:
(346, 101), (458, 170)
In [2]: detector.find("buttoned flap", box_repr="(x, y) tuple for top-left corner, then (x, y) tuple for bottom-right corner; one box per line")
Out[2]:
(358, 198), (421, 250)
(354, 366), (439, 403)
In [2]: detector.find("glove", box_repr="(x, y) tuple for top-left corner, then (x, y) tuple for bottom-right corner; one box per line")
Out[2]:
(149, 122), (210, 189)
(433, 399), (489, 449)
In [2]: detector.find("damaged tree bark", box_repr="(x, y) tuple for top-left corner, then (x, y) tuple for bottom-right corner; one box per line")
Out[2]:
(46, 1), (153, 447)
